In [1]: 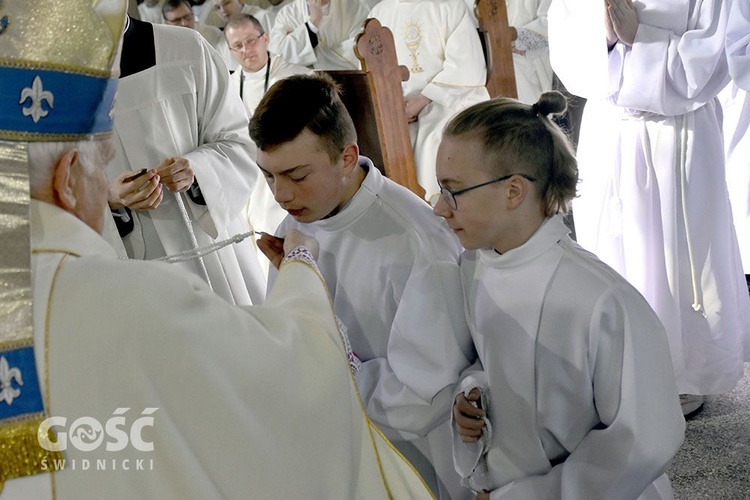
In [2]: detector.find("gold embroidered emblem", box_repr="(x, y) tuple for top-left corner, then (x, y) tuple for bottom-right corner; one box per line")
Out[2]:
(403, 20), (423, 73)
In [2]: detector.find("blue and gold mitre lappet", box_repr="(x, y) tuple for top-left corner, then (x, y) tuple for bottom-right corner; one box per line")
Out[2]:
(0, 0), (127, 490)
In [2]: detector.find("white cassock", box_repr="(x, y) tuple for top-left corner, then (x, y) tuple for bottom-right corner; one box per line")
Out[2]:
(3, 200), (433, 500)
(718, 84), (750, 275)
(137, 2), (163, 24)
(230, 55), (313, 117)
(257, 0), (294, 29)
(727, 0), (750, 88)
(507, 0), (553, 104)
(228, 55), (312, 277)
(268, 0), (370, 70)
(726, 0), (750, 276)
(270, 159), (475, 499)
(106, 25), (266, 306)
(368, 0), (490, 198)
(548, 0), (750, 394)
(453, 216), (685, 499)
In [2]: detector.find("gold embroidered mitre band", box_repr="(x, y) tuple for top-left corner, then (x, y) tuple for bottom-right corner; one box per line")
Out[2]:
(0, 0), (126, 489)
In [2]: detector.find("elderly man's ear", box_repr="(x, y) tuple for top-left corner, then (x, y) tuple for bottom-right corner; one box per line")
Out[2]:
(52, 148), (80, 212)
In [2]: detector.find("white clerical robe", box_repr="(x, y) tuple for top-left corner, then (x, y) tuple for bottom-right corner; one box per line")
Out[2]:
(726, 0), (750, 280)
(107, 25), (266, 306)
(270, 160), (474, 499)
(368, 0), (490, 198)
(548, 0), (750, 394)
(268, 0), (370, 70)
(719, 84), (750, 275)
(3, 200), (432, 500)
(137, 2), (163, 24)
(453, 216), (685, 499)
(230, 55), (313, 117)
(727, 0), (750, 90)
(507, 0), (553, 104)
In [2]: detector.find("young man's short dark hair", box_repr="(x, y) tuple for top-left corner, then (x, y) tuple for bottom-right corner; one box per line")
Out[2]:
(249, 73), (357, 160)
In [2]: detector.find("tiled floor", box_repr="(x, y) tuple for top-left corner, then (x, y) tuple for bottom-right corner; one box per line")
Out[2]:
(669, 363), (750, 499)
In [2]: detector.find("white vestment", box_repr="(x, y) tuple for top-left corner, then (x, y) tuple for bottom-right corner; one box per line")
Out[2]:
(725, 0), (750, 277)
(107, 25), (266, 306)
(230, 55), (313, 117)
(507, 0), (553, 104)
(368, 0), (490, 198)
(719, 84), (750, 274)
(727, 0), (750, 90)
(268, 0), (370, 70)
(3, 200), (433, 500)
(137, 2), (163, 24)
(270, 160), (474, 499)
(453, 216), (684, 499)
(548, 0), (750, 394)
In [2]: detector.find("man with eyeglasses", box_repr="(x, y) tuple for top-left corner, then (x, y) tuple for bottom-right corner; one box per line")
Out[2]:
(162, 0), (223, 49)
(225, 13), (311, 277)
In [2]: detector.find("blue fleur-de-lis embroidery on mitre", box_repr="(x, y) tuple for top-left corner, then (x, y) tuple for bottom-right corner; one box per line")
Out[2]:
(0, 356), (23, 405)
(19, 76), (55, 123)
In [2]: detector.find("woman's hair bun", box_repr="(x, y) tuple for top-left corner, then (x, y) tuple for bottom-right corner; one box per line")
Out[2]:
(533, 91), (567, 116)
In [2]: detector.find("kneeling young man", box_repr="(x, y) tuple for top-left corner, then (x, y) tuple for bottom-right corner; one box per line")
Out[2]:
(249, 74), (475, 499)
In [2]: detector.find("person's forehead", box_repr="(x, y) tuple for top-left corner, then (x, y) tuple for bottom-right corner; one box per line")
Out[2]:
(166, 3), (191, 17)
(227, 21), (262, 38)
(258, 132), (330, 171)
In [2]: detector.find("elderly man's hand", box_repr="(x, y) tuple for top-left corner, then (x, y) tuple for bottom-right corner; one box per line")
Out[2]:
(157, 157), (195, 193)
(108, 169), (163, 211)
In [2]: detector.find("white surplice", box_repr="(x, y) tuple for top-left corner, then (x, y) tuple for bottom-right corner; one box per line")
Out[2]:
(368, 0), (490, 198)
(719, 84), (750, 275)
(507, 0), (553, 104)
(727, 0), (750, 89)
(725, 0), (750, 278)
(270, 159), (474, 499)
(549, 0), (750, 394)
(107, 25), (266, 306)
(8, 200), (433, 500)
(230, 55), (313, 117)
(137, 2), (163, 24)
(268, 0), (370, 70)
(453, 216), (684, 499)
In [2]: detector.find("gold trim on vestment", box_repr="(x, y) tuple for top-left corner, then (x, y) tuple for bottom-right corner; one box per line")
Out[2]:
(0, 414), (63, 493)
(44, 254), (72, 498)
(0, 58), (112, 79)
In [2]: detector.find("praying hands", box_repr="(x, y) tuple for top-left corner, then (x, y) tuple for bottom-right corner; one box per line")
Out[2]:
(605, 0), (639, 48)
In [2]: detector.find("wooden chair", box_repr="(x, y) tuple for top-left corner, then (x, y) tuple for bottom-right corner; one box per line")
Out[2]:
(474, 0), (518, 99)
(323, 18), (424, 199)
